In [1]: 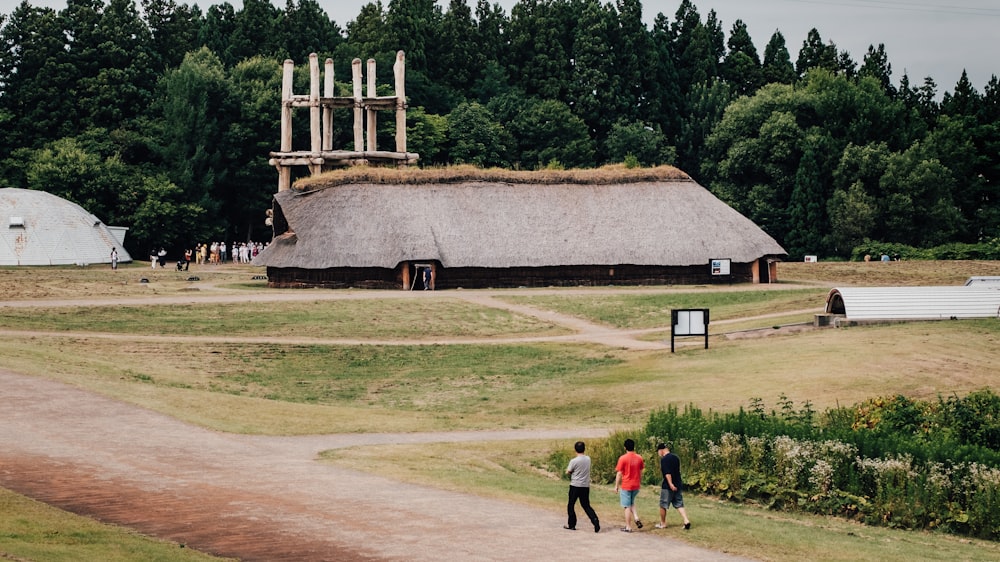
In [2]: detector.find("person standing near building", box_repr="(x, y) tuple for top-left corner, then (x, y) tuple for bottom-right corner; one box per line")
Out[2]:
(110, 247), (118, 270)
(614, 438), (645, 532)
(564, 441), (600, 533)
(655, 442), (691, 530)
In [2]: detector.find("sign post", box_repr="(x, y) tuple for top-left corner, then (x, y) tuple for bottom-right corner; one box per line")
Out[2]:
(671, 308), (709, 353)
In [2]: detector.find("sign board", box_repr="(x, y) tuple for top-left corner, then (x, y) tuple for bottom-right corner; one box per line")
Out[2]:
(804, 255), (817, 263)
(671, 308), (710, 352)
(710, 258), (731, 276)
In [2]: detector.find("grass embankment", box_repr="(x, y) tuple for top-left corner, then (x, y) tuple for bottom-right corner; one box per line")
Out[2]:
(0, 488), (232, 561)
(2, 261), (999, 560)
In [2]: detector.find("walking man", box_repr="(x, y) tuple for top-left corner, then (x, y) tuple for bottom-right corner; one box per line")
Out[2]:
(614, 438), (645, 532)
(655, 442), (691, 530)
(564, 441), (600, 533)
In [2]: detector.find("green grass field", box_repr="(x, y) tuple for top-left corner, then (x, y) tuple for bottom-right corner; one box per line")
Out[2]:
(2, 260), (999, 561)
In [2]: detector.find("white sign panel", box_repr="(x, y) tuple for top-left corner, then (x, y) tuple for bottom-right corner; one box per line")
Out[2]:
(710, 259), (731, 276)
(674, 309), (707, 336)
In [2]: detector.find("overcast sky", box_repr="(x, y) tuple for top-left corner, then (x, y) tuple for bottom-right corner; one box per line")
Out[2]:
(3, 0), (997, 93)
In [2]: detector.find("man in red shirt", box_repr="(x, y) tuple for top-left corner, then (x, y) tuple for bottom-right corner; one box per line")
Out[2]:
(614, 438), (645, 532)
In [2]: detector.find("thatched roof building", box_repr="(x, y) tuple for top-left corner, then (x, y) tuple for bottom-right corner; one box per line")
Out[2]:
(254, 166), (786, 289)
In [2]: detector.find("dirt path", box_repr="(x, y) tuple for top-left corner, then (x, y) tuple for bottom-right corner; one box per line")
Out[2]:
(0, 368), (749, 561)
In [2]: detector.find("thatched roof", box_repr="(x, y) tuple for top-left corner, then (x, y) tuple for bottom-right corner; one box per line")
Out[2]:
(254, 166), (786, 270)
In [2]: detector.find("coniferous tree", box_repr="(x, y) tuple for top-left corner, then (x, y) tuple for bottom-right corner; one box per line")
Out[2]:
(567, 0), (617, 140)
(142, 0), (202, 71)
(761, 30), (795, 85)
(859, 44), (894, 97)
(723, 19), (763, 96)
(795, 28), (837, 77)
(432, 0), (482, 96)
(200, 3), (238, 66)
(0, 4), (75, 149)
(275, 0), (343, 62)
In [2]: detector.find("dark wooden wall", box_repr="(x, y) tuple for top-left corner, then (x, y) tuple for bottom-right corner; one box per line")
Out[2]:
(266, 262), (758, 289)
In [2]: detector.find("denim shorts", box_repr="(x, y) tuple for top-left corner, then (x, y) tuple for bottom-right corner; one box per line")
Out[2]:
(659, 487), (684, 509)
(619, 488), (640, 507)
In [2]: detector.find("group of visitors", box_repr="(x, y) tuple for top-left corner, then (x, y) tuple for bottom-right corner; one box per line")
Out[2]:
(564, 438), (690, 535)
(143, 241), (267, 270)
(192, 241), (265, 266)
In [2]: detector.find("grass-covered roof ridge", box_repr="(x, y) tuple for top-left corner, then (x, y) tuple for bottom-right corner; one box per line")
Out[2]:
(293, 164), (691, 191)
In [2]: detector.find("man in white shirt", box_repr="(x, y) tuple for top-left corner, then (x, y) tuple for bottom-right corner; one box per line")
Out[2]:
(565, 441), (600, 533)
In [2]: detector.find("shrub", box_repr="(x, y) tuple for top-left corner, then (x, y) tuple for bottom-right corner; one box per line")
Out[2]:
(630, 393), (1000, 540)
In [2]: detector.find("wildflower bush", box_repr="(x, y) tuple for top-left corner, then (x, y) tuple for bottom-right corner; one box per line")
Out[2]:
(588, 390), (1000, 540)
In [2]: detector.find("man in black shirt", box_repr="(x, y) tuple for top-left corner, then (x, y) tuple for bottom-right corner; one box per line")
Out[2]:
(655, 442), (691, 530)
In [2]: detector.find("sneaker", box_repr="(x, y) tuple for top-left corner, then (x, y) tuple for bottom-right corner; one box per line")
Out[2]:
(594, 522), (600, 533)
(620, 527), (632, 533)
(563, 525), (576, 530)
(655, 523), (666, 529)
(635, 519), (643, 529)
(684, 522), (691, 530)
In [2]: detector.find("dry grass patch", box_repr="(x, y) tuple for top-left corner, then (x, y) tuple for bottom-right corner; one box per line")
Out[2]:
(296, 163), (690, 191)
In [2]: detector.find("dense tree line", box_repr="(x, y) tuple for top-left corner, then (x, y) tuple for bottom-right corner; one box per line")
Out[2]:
(1, 0), (997, 258)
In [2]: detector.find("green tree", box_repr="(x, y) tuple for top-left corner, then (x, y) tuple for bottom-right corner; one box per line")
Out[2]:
(676, 79), (731, 179)
(223, 56), (282, 242)
(275, 0), (344, 62)
(879, 145), (962, 246)
(723, 19), (764, 96)
(567, 0), (617, 139)
(0, 3), (76, 148)
(199, 3), (238, 67)
(941, 70), (980, 118)
(75, 0), (156, 131)
(795, 28), (837, 77)
(827, 181), (877, 254)
(647, 13), (681, 142)
(500, 96), (594, 169)
(230, 0), (280, 63)
(762, 30), (795, 85)
(603, 120), (676, 167)
(507, 0), (573, 100)
(150, 47), (235, 236)
(122, 173), (207, 253)
(859, 43), (895, 97)
(431, 0), (481, 95)
(785, 133), (831, 257)
(446, 101), (511, 167)
(614, 0), (654, 123)
(405, 106), (448, 165)
(142, 0), (201, 71)
(24, 136), (126, 224)
(386, 0), (442, 73)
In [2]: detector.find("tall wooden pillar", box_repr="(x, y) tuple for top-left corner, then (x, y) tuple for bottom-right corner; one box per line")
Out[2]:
(352, 58), (364, 152)
(322, 58), (334, 152)
(366, 58), (377, 152)
(278, 59), (295, 192)
(393, 50), (407, 155)
(308, 53), (322, 176)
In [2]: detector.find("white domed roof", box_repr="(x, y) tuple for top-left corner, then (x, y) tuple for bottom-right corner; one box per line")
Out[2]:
(0, 188), (132, 266)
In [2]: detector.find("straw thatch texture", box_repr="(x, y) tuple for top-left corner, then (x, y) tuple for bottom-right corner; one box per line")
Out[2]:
(255, 174), (786, 273)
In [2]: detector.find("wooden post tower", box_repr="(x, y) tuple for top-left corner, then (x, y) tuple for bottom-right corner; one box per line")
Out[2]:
(269, 50), (418, 192)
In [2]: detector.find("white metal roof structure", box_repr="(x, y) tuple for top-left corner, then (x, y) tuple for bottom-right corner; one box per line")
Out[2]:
(966, 276), (1000, 286)
(826, 286), (1000, 320)
(0, 187), (132, 266)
